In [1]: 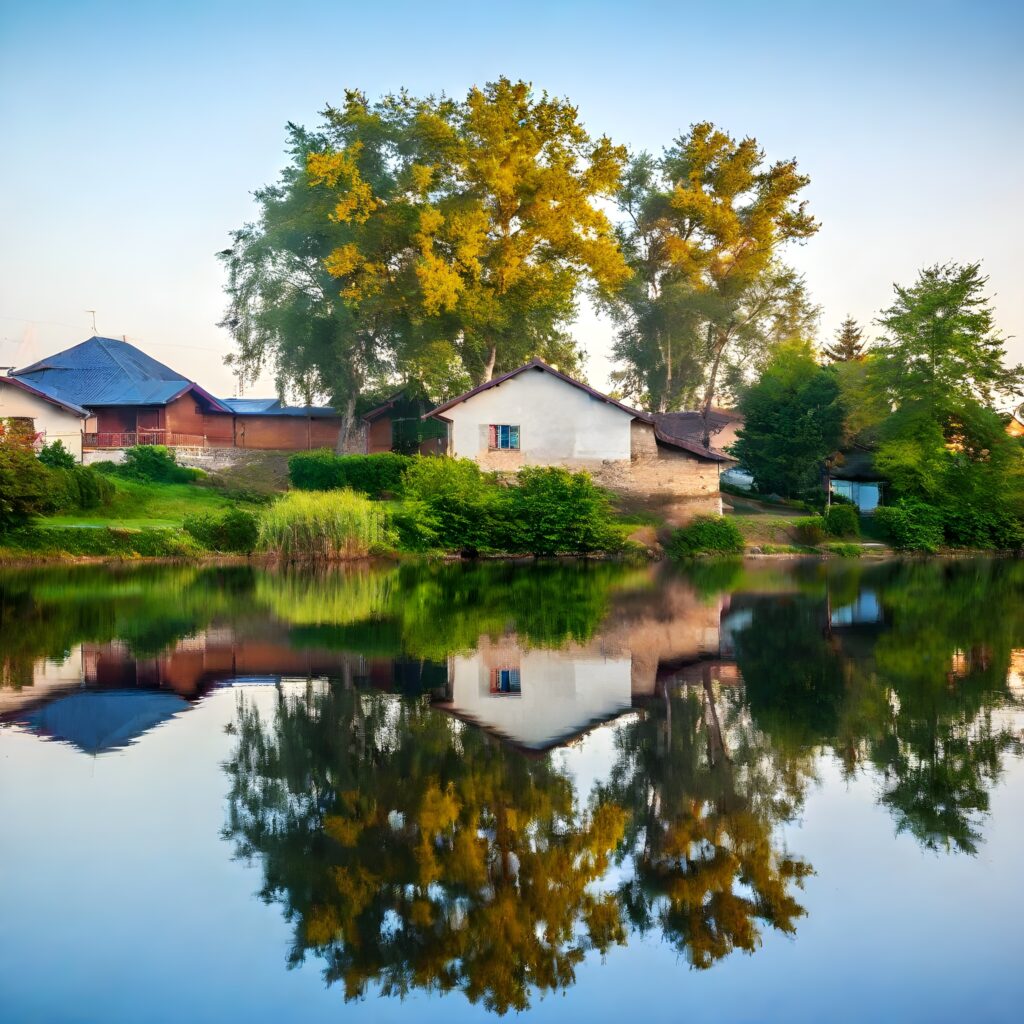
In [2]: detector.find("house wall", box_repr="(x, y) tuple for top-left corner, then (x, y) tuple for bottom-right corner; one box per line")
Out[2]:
(367, 416), (392, 453)
(445, 368), (633, 470)
(230, 414), (343, 451)
(0, 381), (84, 459)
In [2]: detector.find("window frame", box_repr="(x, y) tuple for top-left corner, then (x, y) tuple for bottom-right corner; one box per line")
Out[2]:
(488, 424), (520, 451)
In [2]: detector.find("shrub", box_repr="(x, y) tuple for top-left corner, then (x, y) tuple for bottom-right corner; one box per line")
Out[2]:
(667, 515), (745, 557)
(288, 450), (411, 496)
(792, 516), (825, 545)
(259, 489), (395, 560)
(37, 439), (77, 469)
(41, 465), (116, 513)
(0, 525), (199, 557)
(182, 508), (260, 553)
(941, 501), (1024, 551)
(874, 498), (944, 552)
(823, 542), (862, 558)
(509, 466), (617, 554)
(822, 503), (860, 538)
(0, 419), (49, 533)
(113, 445), (202, 483)
(399, 457), (502, 552)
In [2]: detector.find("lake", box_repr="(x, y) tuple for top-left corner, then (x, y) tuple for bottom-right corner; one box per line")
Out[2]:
(2, 557), (1023, 1023)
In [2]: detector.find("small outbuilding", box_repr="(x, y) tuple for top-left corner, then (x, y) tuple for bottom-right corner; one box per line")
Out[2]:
(425, 358), (733, 523)
(0, 374), (89, 460)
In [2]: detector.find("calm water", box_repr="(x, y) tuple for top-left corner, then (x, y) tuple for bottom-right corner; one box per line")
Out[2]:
(2, 557), (1023, 1023)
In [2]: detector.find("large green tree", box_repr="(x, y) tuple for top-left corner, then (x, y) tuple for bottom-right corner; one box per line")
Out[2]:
(732, 340), (844, 497)
(606, 125), (819, 434)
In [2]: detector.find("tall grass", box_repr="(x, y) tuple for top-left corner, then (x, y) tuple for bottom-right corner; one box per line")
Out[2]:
(259, 489), (394, 561)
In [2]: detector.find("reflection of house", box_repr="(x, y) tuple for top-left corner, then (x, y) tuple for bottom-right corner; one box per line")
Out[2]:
(439, 636), (633, 751)
(426, 359), (732, 522)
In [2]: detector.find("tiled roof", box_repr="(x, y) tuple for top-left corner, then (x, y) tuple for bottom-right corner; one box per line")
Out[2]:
(13, 336), (229, 412)
(0, 375), (89, 417)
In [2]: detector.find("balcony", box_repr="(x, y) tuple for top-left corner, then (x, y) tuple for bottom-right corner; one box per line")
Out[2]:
(82, 431), (209, 450)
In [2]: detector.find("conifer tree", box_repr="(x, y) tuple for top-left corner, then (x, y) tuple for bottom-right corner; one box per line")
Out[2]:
(823, 316), (867, 362)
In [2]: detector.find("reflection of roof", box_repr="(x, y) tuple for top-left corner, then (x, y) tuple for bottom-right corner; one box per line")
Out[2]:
(0, 374), (89, 417)
(13, 336), (231, 412)
(16, 690), (190, 754)
(426, 358), (733, 462)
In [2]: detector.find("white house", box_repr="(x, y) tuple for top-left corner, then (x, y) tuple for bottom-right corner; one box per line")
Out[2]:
(0, 374), (89, 460)
(426, 359), (733, 522)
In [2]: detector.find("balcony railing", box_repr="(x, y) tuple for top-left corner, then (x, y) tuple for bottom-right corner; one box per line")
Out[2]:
(82, 431), (208, 449)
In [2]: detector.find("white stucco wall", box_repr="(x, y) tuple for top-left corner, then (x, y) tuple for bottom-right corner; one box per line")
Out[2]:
(444, 368), (634, 468)
(446, 643), (633, 749)
(0, 381), (84, 459)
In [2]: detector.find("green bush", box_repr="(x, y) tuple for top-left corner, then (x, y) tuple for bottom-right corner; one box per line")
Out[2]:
(792, 516), (826, 545)
(259, 489), (395, 560)
(875, 499), (945, 552)
(182, 508), (260, 553)
(941, 501), (1023, 551)
(399, 457), (502, 552)
(111, 445), (202, 483)
(41, 465), (116, 513)
(667, 515), (745, 557)
(288, 450), (411, 496)
(1, 526), (199, 557)
(0, 420), (49, 533)
(822, 542), (862, 558)
(37, 439), (77, 470)
(509, 466), (617, 555)
(822, 503), (860, 538)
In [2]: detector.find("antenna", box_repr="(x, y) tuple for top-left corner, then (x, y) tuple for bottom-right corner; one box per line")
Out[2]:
(85, 310), (97, 334)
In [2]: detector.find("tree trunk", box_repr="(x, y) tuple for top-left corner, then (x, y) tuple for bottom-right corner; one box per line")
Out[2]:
(334, 390), (359, 455)
(481, 344), (498, 383)
(699, 328), (728, 449)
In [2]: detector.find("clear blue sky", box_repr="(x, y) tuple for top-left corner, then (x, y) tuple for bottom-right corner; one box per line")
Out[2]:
(1, 0), (1021, 398)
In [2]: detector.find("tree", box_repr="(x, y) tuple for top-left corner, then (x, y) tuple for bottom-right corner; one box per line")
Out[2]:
(732, 340), (844, 497)
(872, 262), (1023, 416)
(220, 112), (413, 450)
(823, 316), (867, 362)
(0, 419), (48, 534)
(310, 79), (629, 386)
(606, 126), (819, 434)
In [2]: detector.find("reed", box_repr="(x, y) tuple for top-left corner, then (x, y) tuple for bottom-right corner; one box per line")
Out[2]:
(258, 489), (394, 561)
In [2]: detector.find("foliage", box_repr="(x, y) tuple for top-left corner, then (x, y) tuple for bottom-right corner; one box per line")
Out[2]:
(37, 439), (77, 469)
(822, 503), (859, 538)
(667, 515), (745, 557)
(822, 542), (861, 558)
(822, 316), (867, 362)
(874, 499), (945, 552)
(1, 525), (200, 558)
(733, 340), (843, 497)
(105, 445), (202, 484)
(508, 467), (618, 555)
(288, 450), (411, 496)
(792, 516), (826, 545)
(259, 489), (395, 560)
(182, 508), (261, 553)
(0, 419), (49, 533)
(41, 465), (116, 514)
(605, 125), (818, 432)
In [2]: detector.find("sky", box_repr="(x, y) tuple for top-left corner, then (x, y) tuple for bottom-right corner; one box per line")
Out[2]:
(1, 0), (1022, 400)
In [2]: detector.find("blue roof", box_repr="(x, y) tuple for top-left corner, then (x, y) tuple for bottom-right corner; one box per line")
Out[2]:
(13, 336), (227, 410)
(221, 397), (282, 413)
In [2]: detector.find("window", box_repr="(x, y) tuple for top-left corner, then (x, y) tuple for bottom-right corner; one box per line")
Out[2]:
(489, 667), (521, 695)
(488, 424), (520, 450)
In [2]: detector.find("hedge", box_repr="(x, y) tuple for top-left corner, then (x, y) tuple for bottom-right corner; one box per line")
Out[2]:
(288, 450), (411, 496)
(822, 503), (859, 538)
(1, 526), (200, 557)
(667, 515), (745, 557)
(182, 508), (260, 553)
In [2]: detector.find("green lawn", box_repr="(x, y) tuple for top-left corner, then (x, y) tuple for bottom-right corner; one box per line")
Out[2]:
(40, 478), (262, 531)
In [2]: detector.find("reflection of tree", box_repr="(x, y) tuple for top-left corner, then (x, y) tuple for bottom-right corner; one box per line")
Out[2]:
(224, 687), (627, 1014)
(603, 675), (813, 969)
(733, 560), (1024, 855)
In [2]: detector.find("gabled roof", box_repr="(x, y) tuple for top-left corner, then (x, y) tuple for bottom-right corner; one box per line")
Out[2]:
(0, 374), (89, 417)
(426, 358), (733, 462)
(13, 336), (231, 412)
(427, 358), (647, 422)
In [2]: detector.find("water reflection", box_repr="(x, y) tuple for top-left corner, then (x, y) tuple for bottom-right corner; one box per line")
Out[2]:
(2, 557), (1023, 1012)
